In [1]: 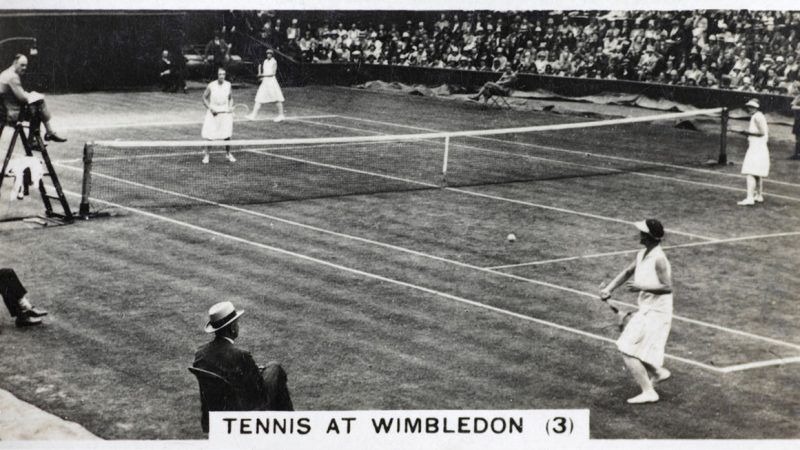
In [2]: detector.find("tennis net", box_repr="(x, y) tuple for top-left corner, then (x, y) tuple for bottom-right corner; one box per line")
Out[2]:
(76, 108), (727, 214)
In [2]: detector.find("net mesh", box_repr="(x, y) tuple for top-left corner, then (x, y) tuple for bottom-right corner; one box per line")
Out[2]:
(78, 108), (724, 211)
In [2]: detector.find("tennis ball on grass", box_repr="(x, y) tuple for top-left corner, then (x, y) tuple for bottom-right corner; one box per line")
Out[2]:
(507, 233), (517, 242)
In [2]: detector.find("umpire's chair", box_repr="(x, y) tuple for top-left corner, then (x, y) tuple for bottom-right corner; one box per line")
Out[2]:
(0, 103), (73, 222)
(187, 367), (241, 433)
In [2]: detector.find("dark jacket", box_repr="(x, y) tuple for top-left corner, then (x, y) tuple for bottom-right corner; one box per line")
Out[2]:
(193, 336), (269, 411)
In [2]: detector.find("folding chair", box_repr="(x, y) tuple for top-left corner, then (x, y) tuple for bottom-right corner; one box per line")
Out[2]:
(187, 367), (240, 433)
(487, 94), (513, 110)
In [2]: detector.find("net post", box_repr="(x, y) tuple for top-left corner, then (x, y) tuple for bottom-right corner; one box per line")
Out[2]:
(718, 108), (728, 165)
(441, 135), (449, 187)
(79, 142), (93, 218)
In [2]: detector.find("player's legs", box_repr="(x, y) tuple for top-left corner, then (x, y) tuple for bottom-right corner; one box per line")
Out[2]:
(247, 102), (261, 120)
(642, 361), (671, 383)
(738, 175), (756, 205)
(225, 138), (235, 162)
(274, 102), (285, 122)
(754, 176), (764, 202)
(622, 355), (659, 403)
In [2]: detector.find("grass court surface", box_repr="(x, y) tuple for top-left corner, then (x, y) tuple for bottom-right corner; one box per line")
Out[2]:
(0, 84), (798, 439)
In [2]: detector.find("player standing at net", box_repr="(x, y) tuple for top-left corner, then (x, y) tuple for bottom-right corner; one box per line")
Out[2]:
(736, 98), (769, 206)
(600, 219), (673, 404)
(201, 67), (236, 164)
(247, 48), (285, 123)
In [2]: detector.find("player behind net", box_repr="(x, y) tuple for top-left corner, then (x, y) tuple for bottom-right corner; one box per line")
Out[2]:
(201, 66), (236, 164)
(247, 48), (285, 123)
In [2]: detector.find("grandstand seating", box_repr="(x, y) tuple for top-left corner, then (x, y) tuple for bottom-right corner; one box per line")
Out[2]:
(224, 10), (800, 95)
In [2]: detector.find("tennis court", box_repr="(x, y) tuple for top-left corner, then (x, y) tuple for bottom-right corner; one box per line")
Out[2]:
(1, 84), (798, 439)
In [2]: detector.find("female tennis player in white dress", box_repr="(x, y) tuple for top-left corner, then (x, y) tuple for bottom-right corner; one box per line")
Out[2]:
(201, 67), (236, 163)
(600, 219), (673, 404)
(247, 48), (285, 122)
(737, 98), (770, 206)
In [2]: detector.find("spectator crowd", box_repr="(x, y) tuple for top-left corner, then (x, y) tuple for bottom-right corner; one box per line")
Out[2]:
(223, 10), (800, 95)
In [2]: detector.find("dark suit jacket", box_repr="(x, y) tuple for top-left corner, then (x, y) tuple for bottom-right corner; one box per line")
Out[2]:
(193, 336), (269, 411)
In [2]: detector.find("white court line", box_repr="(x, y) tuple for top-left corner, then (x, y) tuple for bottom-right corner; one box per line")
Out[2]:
(293, 118), (717, 241)
(59, 114), (336, 131)
(54, 161), (800, 353)
(488, 230), (800, 270)
(328, 115), (800, 203)
(56, 142), (361, 165)
(336, 114), (800, 190)
(446, 187), (717, 241)
(57, 187), (723, 374)
(718, 356), (800, 373)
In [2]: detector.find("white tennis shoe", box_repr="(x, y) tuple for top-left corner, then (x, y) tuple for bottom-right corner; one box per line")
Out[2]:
(737, 198), (754, 206)
(226, 153), (236, 163)
(202, 154), (209, 164)
(273, 114), (285, 123)
(627, 390), (659, 404)
(754, 194), (764, 203)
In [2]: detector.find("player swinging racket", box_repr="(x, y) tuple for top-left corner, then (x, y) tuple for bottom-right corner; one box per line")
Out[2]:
(201, 67), (236, 164)
(247, 48), (285, 122)
(599, 219), (673, 404)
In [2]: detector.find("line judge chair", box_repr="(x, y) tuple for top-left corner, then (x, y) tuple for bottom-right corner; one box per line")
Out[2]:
(187, 366), (240, 433)
(487, 93), (513, 110)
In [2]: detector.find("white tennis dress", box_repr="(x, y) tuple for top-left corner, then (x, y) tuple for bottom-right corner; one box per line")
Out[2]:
(616, 246), (673, 368)
(741, 111), (770, 177)
(255, 58), (285, 104)
(201, 80), (233, 140)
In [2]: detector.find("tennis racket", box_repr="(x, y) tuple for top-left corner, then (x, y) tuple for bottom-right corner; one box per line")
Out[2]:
(230, 103), (250, 119)
(599, 282), (633, 331)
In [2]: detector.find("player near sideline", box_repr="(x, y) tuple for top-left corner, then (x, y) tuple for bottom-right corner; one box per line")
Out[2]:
(600, 219), (673, 404)
(247, 48), (285, 122)
(201, 67), (236, 164)
(736, 98), (770, 206)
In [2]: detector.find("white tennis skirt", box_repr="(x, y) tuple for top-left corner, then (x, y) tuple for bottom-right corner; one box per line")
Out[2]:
(741, 140), (770, 177)
(616, 308), (672, 367)
(255, 77), (285, 104)
(201, 110), (233, 140)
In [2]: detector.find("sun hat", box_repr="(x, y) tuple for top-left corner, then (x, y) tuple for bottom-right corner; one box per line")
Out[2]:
(204, 301), (245, 333)
(634, 219), (664, 240)
(745, 98), (760, 109)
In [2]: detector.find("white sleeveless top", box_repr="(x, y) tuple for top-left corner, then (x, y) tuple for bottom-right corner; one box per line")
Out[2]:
(748, 111), (768, 147)
(261, 58), (278, 77)
(633, 245), (673, 313)
(207, 80), (231, 109)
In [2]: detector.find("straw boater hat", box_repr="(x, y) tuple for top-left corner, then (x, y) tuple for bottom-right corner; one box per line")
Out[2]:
(204, 301), (245, 333)
(634, 219), (665, 241)
(745, 98), (760, 109)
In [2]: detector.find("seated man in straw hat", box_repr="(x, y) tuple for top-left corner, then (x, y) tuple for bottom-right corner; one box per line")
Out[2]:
(193, 301), (293, 416)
